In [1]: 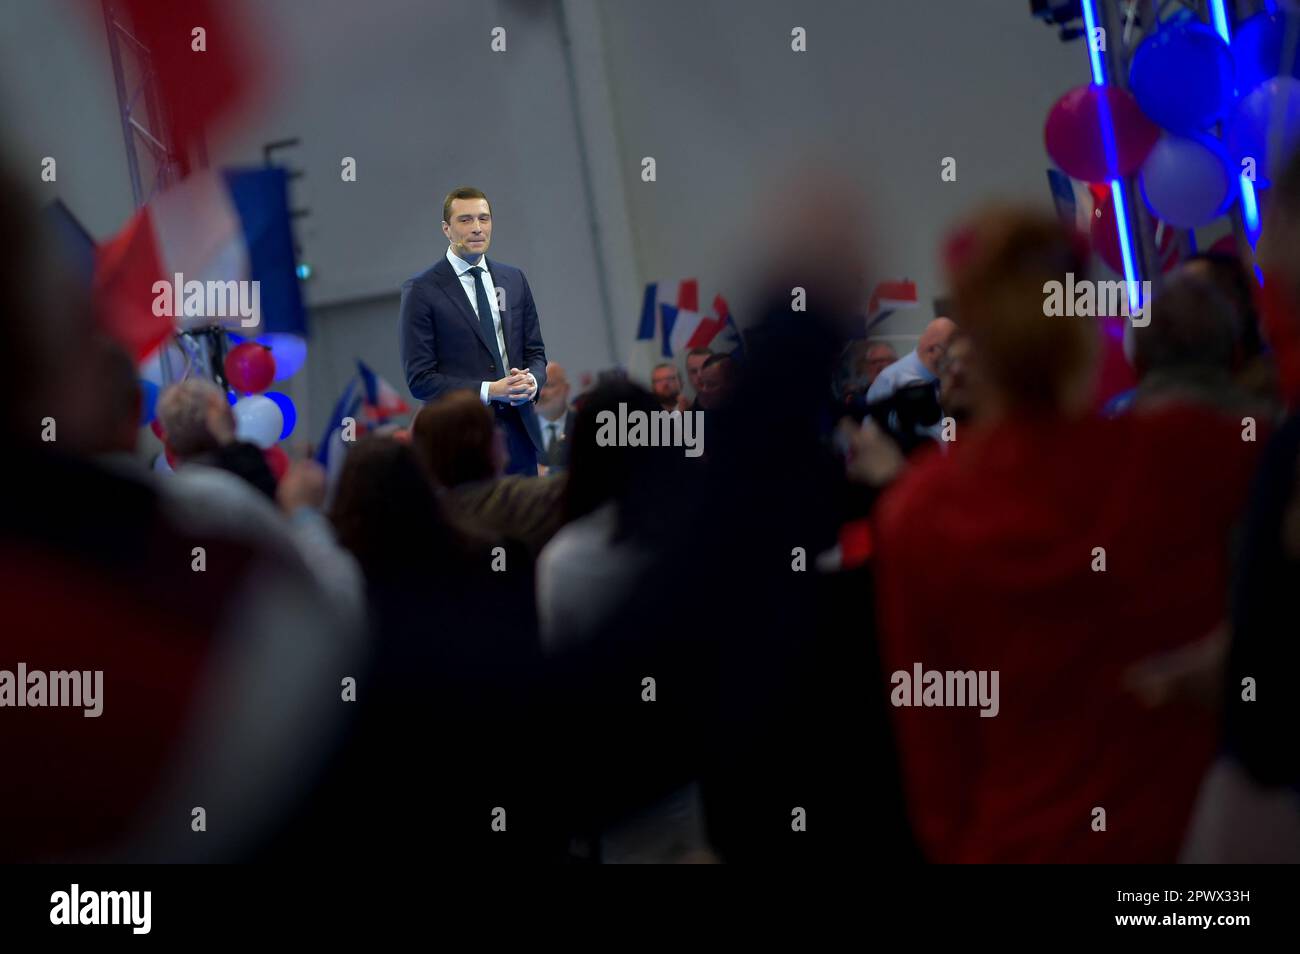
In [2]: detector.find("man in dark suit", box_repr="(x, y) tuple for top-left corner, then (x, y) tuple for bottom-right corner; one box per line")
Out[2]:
(399, 186), (548, 475)
(536, 360), (576, 472)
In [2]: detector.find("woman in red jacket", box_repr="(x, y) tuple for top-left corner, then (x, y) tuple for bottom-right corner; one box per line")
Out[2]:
(873, 210), (1261, 862)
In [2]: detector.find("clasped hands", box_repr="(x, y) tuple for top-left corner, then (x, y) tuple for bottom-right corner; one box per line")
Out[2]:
(489, 368), (537, 405)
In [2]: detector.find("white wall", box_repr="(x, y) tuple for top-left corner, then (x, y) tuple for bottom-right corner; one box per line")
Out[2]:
(0, 1), (135, 235)
(596, 0), (1088, 343)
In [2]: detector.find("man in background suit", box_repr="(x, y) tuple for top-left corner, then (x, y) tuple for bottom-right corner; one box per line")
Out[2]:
(536, 360), (576, 473)
(399, 186), (548, 475)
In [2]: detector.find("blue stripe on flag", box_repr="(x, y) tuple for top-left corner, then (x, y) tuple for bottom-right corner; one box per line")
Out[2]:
(637, 282), (658, 340)
(316, 376), (361, 466)
(356, 359), (379, 405)
(223, 167), (307, 336)
(659, 302), (678, 358)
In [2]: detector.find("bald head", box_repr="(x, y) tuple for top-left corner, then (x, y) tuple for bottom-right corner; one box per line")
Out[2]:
(918, 317), (958, 374)
(538, 360), (571, 420)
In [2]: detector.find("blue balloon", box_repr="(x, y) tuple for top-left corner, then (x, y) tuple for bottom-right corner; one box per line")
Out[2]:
(1139, 133), (1234, 228)
(1228, 76), (1300, 189)
(258, 333), (308, 381)
(1130, 18), (1233, 134)
(1234, 11), (1300, 98)
(139, 379), (160, 425)
(264, 391), (297, 441)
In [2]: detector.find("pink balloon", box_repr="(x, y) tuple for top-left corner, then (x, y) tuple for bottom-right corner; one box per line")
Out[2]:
(224, 342), (276, 394)
(1046, 84), (1160, 183)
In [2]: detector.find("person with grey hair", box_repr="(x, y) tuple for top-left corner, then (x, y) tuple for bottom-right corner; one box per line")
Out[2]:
(0, 158), (360, 863)
(153, 377), (364, 621)
(866, 317), (956, 405)
(157, 377), (278, 498)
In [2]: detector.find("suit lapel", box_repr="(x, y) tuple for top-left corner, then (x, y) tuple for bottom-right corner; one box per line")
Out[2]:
(433, 257), (496, 356)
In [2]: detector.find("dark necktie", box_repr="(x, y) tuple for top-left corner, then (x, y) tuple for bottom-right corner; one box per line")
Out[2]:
(546, 422), (559, 462)
(468, 265), (505, 377)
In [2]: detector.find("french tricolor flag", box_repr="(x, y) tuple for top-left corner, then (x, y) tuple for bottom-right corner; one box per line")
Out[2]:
(865, 279), (919, 332)
(657, 280), (732, 358)
(662, 296), (714, 359)
(706, 295), (744, 358)
(637, 279), (702, 356)
(93, 168), (306, 360)
(357, 359), (411, 424)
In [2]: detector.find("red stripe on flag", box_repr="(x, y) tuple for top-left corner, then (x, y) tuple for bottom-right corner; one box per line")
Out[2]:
(676, 279), (698, 314)
(685, 317), (721, 349)
(868, 280), (917, 314)
(93, 211), (173, 361)
(712, 294), (730, 321)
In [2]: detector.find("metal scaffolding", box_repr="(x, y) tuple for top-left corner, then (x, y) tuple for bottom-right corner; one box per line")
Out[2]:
(101, 0), (186, 210)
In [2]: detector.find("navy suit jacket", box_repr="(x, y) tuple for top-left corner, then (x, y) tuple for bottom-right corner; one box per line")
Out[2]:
(398, 255), (548, 454)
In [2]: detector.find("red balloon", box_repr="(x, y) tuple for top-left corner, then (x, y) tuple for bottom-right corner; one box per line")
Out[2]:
(264, 444), (290, 482)
(224, 342), (276, 393)
(1090, 190), (1180, 275)
(1046, 84), (1160, 183)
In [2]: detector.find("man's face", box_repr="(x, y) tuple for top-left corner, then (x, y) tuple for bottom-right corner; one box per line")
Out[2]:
(537, 368), (570, 418)
(651, 366), (681, 402)
(939, 335), (974, 417)
(686, 353), (709, 391)
(207, 391), (237, 446)
(442, 198), (492, 259)
(918, 318), (957, 374)
(698, 360), (733, 410)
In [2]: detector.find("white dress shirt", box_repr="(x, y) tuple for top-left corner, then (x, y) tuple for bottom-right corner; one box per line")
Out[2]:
(445, 246), (536, 404)
(540, 412), (565, 455)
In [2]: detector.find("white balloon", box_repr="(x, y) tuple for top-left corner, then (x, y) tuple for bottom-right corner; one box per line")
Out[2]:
(232, 395), (283, 449)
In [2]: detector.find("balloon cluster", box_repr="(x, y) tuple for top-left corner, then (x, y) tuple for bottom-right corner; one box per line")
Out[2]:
(225, 334), (305, 450)
(136, 332), (308, 487)
(1045, 11), (1300, 236)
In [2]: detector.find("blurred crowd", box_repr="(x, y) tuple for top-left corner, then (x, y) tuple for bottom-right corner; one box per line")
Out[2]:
(3, 150), (1300, 864)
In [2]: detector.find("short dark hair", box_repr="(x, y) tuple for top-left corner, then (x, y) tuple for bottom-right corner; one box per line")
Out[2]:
(686, 347), (712, 360)
(702, 353), (733, 371)
(442, 186), (490, 226)
(1182, 252), (1262, 358)
(330, 436), (471, 579)
(651, 361), (677, 375)
(411, 390), (498, 487)
(1134, 272), (1237, 376)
